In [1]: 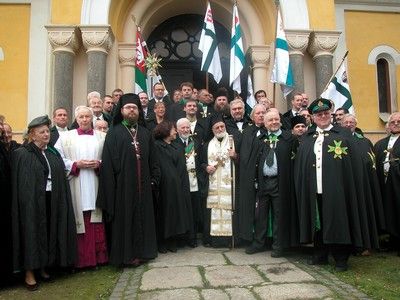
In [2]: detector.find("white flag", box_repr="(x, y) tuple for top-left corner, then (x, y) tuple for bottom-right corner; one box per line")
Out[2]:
(246, 74), (256, 114)
(229, 3), (244, 93)
(199, 2), (222, 83)
(270, 10), (294, 97)
(321, 62), (354, 114)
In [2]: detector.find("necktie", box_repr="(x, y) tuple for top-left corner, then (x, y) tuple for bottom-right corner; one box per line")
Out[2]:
(96, 117), (100, 120)
(265, 134), (276, 167)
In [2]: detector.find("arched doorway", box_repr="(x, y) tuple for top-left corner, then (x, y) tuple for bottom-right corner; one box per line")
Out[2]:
(147, 14), (233, 96)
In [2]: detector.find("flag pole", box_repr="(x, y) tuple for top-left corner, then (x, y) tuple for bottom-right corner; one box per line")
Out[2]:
(271, 1), (280, 107)
(321, 50), (349, 94)
(131, 15), (168, 94)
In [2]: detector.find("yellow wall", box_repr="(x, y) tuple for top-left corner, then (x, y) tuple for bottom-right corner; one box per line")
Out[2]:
(307, 0), (336, 29)
(0, 4), (30, 131)
(345, 11), (400, 131)
(51, 0), (82, 24)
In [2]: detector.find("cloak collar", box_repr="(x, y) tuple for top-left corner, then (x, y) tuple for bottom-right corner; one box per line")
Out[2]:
(77, 128), (94, 135)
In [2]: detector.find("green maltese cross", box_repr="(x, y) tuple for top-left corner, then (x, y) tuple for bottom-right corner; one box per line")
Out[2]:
(327, 140), (348, 159)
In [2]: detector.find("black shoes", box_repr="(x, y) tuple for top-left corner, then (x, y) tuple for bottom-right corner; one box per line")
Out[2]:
(335, 261), (349, 272)
(245, 245), (266, 255)
(307, 256), (329, 265)
(25, 282), (39, 291)
(271, 249), (283, 258)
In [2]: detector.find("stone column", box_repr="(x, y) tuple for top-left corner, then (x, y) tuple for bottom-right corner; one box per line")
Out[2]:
(118, 43), (135, 93)
(46, 26), (80, 118)
(308, 30), (341, 96)
(248, 45), (271, 95)
(286, 29), (311, 93)
(80, 25), (114, 97)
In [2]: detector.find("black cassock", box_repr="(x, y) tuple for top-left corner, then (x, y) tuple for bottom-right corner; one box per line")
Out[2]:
(97, 124), (158, 266)
(12, 143), (77, 272)
(294, 126), (367, 247)
(374, 135), (400, 238)
(153, 139), (193, 239)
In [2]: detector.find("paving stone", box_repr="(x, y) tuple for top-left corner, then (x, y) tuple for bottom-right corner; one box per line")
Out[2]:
(258, 262), (316, 282)
(225, 287), (256, 299)
(254, 283), (333, 299)
(148, 247), (226, 268)
(139, 288), (200, 300)
(201, 289), (229, 300)
(205, 265), (264, 287)
(141, 266), (203, 290)
(225, 249), (288, 265)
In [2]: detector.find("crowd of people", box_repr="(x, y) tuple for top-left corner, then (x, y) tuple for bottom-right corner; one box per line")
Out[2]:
(0, 81), (399, 291)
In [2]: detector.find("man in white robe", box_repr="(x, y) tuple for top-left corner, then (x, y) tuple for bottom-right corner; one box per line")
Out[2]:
(55, 105), (108, 268)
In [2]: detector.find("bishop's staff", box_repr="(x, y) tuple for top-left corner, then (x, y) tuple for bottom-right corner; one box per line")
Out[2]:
(228, 134), (236, 249)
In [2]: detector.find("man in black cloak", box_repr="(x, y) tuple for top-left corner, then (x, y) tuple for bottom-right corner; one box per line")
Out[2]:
(237, 104), (266, 244)
(97, 93), (159, 266)
(294, 98), (366, 271)
(374, 112), (400, 255)
(246, 109), (299, 257)
(342, 114), (385, 252)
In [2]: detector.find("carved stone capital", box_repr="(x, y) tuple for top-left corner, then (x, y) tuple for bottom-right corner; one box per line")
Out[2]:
(285, 29), (312, 56)
(308, 30), (341, 59)
(80, 25), (114, 54)
(248, 45), (271, 69)
(45, 25), (80, 54)
(118, 43), (136, 66)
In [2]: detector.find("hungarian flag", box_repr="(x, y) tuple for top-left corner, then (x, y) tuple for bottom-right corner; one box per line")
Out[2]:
(199, 2), (222, 83)
(135, 29), (148, 93)
(229, 3), (245, 93)
(270, 10), (294, 97)
(321, 62), (354, 114)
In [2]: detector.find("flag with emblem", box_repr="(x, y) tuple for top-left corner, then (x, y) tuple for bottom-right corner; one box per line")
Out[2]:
(246, 74), (256, 115)
(134, 29), (148, 94)
(270, 10), (294, 97)
(199, 2), (222, 83)
(229, 3), (245, 93)
(321, 61), (354, 114)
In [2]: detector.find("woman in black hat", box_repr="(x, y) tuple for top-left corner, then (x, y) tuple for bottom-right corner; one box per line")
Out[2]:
(11, 116), (77, 290)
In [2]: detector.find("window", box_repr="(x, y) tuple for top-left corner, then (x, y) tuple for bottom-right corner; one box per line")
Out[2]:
(377, 58), (391, 113)
(368, 45), (399, 122)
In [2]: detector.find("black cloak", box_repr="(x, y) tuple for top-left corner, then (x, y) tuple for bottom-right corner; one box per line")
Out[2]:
(153, 139), (193, 239)
(12, 143), (77, 271)
(351, 134), (385, 249)
(374, 135), (400, 238)
(237, 125), (264, 242)
(0, 141), (13, 281)
(294, 126), (364, 247)
(255, 130), (299, 248)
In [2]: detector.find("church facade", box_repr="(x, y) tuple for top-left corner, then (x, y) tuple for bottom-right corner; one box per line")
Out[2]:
(1, 0), (399, 140)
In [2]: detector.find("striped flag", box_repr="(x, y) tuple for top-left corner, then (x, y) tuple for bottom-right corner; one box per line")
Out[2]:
(199, 2), (222, 83)
(246, 74), (256, 115)
(229, 3), (245, 93)
(270, 10), (294, 97)
(321, 62), (354, 114)
(134, 29), (148, 93)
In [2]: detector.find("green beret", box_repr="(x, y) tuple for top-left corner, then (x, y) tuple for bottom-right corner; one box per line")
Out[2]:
(28, 115), (51, 130)
(308, 98), (332, 114)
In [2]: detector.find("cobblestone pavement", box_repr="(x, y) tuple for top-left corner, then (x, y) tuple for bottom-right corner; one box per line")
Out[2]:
(109, 246), (370, 300)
